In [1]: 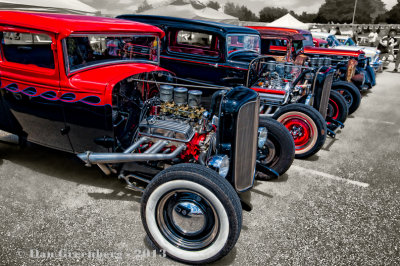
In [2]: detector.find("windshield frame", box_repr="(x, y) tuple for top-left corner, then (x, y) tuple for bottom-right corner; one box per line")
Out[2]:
(346, 38), (356, 46)
(62, 33), (160, 76)
(226, 34), (261, 58)
(328, 35), (341, 47)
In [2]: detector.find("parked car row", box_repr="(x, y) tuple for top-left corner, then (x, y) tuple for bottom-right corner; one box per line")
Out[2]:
(311, 31), (382, 72)
(0, 11), (379, 264)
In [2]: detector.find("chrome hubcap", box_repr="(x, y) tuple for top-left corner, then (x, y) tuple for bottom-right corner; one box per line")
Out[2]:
(291, 125), (304, 138)
(172, 202), (206, 235)
(156, 190), (219, 250)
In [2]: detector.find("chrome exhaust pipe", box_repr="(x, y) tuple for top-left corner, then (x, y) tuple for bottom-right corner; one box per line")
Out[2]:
(78, 145), (185, 165)
(144, 140), (168, 154)
(124, 137), (149, 154)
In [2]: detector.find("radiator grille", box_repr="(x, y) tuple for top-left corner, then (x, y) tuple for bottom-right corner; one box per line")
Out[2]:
(234, 98), (260, 191)
(319, 72), (333, 119)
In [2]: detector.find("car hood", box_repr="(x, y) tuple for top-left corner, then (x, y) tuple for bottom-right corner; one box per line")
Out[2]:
(335, 45), (379, 58)
(67, 63), (169, 94)
(303, 47), (364, 58)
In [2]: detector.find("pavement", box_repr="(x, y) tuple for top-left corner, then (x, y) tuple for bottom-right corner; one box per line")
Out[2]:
(0, 68), (399, 265)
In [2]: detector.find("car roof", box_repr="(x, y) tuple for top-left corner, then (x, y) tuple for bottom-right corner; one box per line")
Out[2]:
(247, 26), (308, 40)
(312, 32), (332, 38)
(0, 11), (165, 38)
(335, 35), (350, 40)
(247, 26), (311, 35)
(117, 14), (260, 35)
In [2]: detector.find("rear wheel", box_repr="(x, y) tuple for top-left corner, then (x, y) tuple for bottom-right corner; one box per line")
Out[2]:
(257, 116), (295, 179)
(332, 81), (361, 115)
(141, 164), (242, 264)
(273, 104), (327, 159)
(327, 90), (348, 129)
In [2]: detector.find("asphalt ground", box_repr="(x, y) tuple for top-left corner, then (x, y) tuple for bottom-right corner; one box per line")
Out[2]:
(0, 66), (399, 265)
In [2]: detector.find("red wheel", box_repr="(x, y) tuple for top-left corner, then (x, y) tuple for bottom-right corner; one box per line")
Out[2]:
(273, 104), (327, 159)
(278, 112), (317, 154)
(327, 99), (339, 120)
(327, 90), (348, 128)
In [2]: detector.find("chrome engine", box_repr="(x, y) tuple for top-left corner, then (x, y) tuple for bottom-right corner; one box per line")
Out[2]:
(78, 75), (260, 194)
(251, 61), (312, 113)
(139, 117), (195, 143)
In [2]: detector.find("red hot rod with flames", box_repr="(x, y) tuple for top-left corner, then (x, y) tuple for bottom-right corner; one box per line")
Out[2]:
(0, 11), (265, 264)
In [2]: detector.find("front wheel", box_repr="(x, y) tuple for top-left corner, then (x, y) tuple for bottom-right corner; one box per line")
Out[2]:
(327, 90), (348, 129)
(257, 116), (295, 179)
(332, 81), (361, 115)
(273, 103), (327, 159)
(141, 164), (242, 264)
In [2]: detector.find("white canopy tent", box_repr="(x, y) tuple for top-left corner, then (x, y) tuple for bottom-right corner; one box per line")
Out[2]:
(268, 13), (309, 30)
(0, 0), (98, 15)
(140, 4), (239, 24)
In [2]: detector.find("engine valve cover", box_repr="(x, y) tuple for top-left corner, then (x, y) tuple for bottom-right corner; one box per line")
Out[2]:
(139, 116), (195, 143)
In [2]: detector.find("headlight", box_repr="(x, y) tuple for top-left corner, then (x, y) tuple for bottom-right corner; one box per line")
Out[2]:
(208, 155), (230, 178)
(258, 127), (268, 149)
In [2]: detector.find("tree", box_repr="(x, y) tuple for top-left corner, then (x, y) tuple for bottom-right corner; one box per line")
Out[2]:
(170, 0), (206, 9)
(224, 2), (258, 21)
(136, 0), (152, 13)
(386, 0), (400, 23)
(315, 0), (386, 24)
(259, 7), (289, 22)
(296, 12), (318, 23)
(206, 1), (220, 10)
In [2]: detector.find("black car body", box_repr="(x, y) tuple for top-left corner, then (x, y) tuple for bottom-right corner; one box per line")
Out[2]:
(117, 15), (261, 87)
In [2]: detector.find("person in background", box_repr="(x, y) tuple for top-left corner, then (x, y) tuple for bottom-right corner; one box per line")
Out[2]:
(335, 26), (342, 36)
(394, 52), (400, 72)
(388, 30), (398, 59)
(368, 29), (378, 47)
(378, 30), (390, 63)
(390, 30), (400, 72)
(353, 26), (362, 45)
(379, 30), (399, 68)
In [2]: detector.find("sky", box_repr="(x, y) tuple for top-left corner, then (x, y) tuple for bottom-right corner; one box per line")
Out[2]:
(80, 0), (398, 16)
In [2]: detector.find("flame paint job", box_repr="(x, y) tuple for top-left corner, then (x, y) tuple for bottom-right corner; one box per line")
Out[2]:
(0, 11), (171, 153)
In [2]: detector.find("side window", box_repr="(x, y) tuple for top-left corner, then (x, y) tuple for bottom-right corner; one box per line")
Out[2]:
(168, 30), (219, 58)
(264, 39), (288, 56)
(1, 31), (55, 69)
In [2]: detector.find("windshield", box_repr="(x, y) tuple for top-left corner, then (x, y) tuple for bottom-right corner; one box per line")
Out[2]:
(302, 34), (314, 47)
(65, 34), (159, 72)
(227, 34), (260, 55)
(345, 38), (356, 46)
(327, 35), (341, 47)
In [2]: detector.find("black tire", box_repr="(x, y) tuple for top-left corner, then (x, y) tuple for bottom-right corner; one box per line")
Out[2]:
(257, 116), (295, 180)
(141, 163), (242, 264)
(331, 81), (361, 115)
(327, 90), (348, 128)
(273, 103), (327, 159)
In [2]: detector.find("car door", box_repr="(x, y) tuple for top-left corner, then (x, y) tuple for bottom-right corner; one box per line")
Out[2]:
(0, 28), (72, 152)
(58, 35), (113, 154)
